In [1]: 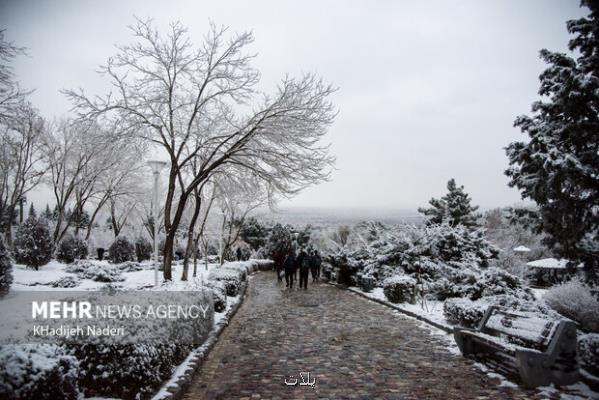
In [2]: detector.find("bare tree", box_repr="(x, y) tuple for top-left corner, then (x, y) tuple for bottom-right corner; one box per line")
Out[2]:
(43, 119), (137, 246)
(0, 104), (46, 244)
(215, 171), (269, 263)
(0, 30), (30, 123)
(65, 18), (336, 280)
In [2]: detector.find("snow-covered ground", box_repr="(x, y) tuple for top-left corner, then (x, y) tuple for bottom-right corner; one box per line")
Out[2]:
(11, 259), (218, 291)
(351, 286), (450, 329)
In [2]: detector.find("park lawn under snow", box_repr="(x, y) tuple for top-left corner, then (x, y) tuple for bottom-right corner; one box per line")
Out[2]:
(11, 259), (219, 291)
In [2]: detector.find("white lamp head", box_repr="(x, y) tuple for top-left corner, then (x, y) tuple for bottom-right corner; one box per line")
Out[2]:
(147, 160), (168, 174)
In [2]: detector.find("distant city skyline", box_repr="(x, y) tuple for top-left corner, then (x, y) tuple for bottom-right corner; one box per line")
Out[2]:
(0, 0), (584, 211)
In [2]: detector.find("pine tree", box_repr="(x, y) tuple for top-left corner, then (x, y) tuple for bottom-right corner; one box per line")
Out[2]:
(13, 214), (53, 270)
(238, 217), (269, 250)
(135, 236), (152, 262)
(506, 0), (599, 281)
(264, 223), (293, 266)
(418, 178), (481, 228)
(56, 234), (89, 264)
(0, 237), (13, 298)
(42, 204), (53, 220)
(28, 203), (36, 220)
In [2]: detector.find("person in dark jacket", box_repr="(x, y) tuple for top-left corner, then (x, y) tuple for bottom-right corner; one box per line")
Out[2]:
(309, 250), (318, 282)
(236, 247), (242, 261)
(295, 248), (305, 282)
(313, 250), (322, 280)
(283, 252), (296, 288)
(298, 248), (310, 289)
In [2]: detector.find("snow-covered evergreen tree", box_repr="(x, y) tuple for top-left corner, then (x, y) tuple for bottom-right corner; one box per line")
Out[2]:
(13, 214), (53, 270)
(264, 223), (294, 266)
(418, 178), (481, 228)
(238, 217), (269, 250)
(0, 237), (13, 297)
(28, 203), (36, 220)
(506, 0), (599, 281)
(42, 204), (53, 220)
(56, 234), (88, 264)
(108, 236), (135, 263)
(134, 236), (152, 262)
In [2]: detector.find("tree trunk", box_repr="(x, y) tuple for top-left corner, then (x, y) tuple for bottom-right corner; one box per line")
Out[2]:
(181, 194), (202, 281)
(192, 236), (199, 277)
(162, 192), (189, 281)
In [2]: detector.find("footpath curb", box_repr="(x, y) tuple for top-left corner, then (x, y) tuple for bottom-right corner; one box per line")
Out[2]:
(154, 274), (252, 400)
(326, 281), (452, 334)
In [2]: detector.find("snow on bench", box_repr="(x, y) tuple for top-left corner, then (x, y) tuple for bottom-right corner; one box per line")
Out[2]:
(453, 306), (579, 388)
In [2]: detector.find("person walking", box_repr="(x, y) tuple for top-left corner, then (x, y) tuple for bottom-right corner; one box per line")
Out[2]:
(313, 250), (322, 280)
(236, 247), (242, 261)
(295, 248), (305, 283)
(283, 251), (296, 289)
(310, 250), (318, 282)
(299, 248), (310, 290)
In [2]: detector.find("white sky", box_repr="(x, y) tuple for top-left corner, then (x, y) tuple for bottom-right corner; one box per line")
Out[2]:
(0, 0), (585, 211)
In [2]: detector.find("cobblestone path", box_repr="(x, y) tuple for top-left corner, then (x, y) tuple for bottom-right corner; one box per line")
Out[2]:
(183, 272), (543, 399)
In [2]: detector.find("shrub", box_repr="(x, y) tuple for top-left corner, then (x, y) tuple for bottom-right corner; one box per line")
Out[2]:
(206, 281), (227, 312)
(357, 273), (375, 292)
(117, 261), (144, 272)
(544, 278), (599, 332)
(0, 344), (80, 400)
(443, 298), (487, 328)
(79, 264), (124, 283)
(66, 261), (124, 282)
(56, 234), (88, 264)
(207, 267), (245, 296)
(383, 275), (417, 304)
(67, 289), (214, 399)
(108, 237), (135, 263)
(135, 236), (153, 262)
(0, 238), (13, 298)
(578, 333), (599, 376)
(71, 343), (190, 400)
(474, 268), (531, 300)
(13, 217), (53, 270)
(50, 276), (80, 288)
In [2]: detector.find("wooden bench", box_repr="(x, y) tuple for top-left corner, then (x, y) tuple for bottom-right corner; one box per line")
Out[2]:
(453, 306), (579, 388)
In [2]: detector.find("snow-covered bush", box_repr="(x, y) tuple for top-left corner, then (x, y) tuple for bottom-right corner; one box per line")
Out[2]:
(206, 281), (227, 312)
(208, 267), (245, 296)
(135, 236), (152, 262)
(357, 273), (375, 292)
(544, 278), (599, 332)
(222, 262), (250, 279)
(56, 234), (88, 264)
(0, 344), (79, 400)
(578, 333), (599, 375)
(443, 298), (487, 328)
(0, 238), (13, 298)
(50, 276), (80, 288)
(383, 275), (417, 304)
(13, 216), (53, 270)
(82, 264), (124, 283)
(68, 262), (124, 283)
(69, 289), (213, 399)
(474, 268), (531, 300)
(108, 237), (135, 263)
(71, 343), (190, 400)
(117, 261), (144, 272)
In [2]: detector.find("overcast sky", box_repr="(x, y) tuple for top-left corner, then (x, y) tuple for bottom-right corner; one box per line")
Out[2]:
(0, 0), (586, 212)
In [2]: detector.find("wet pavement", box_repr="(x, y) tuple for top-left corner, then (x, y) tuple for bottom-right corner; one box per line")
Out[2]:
(183, 271), (544, 399)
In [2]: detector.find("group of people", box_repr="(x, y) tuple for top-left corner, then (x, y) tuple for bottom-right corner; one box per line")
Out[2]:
(279, 248), (322, 290)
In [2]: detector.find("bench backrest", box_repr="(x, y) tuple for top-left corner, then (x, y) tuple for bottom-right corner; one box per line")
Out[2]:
(480, 307), (558, 352)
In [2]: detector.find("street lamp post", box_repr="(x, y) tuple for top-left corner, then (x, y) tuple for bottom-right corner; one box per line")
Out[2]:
(147, 160), (167, 286)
